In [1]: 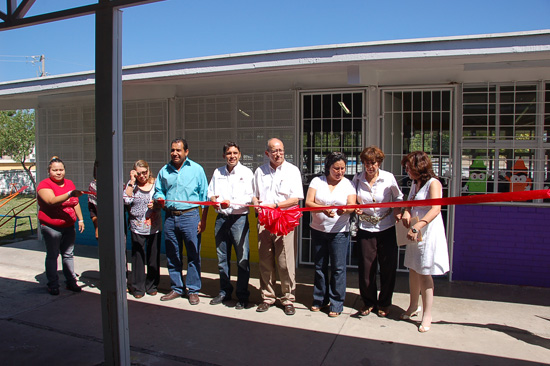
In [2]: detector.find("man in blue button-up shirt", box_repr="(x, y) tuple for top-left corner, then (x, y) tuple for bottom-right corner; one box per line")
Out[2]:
(154, 138), (208, 305)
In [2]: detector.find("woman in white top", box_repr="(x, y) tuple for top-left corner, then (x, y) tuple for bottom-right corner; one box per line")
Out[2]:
(353, 146), (403, 317)
(400, 151), (450, 333)
(123, 160), (162, 299)
(305, 152), (356, 317)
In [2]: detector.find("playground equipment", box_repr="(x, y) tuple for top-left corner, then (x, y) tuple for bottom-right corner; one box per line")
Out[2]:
(0, 185), (36, 239)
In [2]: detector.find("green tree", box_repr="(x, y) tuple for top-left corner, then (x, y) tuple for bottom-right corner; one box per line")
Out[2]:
(0, 110), (36, 191)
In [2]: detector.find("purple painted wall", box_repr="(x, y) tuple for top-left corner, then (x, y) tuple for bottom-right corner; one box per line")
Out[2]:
(453, 205), (550, 288)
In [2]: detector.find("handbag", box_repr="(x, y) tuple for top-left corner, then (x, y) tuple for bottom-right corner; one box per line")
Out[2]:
(349, 212), (358, 237)
(395, 216), (422, 246)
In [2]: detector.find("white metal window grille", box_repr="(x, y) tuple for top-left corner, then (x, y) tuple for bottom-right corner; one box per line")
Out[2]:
(122, 100), (168, 176)
(461, 82), (550, 204)
(37, 100), (169, 189)
(37, 105), (87, 187)
(300, 91), (365, 266)
(382, 88), (453, 271)
(180, 92), (296, 180)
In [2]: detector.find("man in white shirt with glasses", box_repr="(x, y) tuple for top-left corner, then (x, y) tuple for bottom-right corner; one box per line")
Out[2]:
(252, 138), (304, 316)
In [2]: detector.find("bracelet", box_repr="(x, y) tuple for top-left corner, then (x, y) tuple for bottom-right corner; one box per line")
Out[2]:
(275, 203), (279, 209)
(78, 220), (84, 223)
(67, 190), (73, 197)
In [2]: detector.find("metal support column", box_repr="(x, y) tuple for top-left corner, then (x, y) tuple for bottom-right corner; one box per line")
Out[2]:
(95, 4), (130, 366)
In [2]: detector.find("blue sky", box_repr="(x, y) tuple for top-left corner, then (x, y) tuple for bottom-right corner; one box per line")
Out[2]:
(0, 0), (549, 82)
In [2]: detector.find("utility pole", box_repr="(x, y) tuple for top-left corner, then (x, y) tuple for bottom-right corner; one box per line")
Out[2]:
(29, 55), (46, 77)
(40, 54), (45, 77)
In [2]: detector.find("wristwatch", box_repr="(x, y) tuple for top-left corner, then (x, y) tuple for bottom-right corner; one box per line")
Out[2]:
(411, 227), (418, 234)
(127, 183), (134, 187)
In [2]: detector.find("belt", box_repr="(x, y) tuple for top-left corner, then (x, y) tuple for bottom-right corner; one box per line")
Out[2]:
(165, 207), (198, 216)
(217, 212), (247, 218)
(359, 209), (392, 225)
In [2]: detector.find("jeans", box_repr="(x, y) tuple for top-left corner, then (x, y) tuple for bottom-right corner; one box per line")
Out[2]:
(164, 209), (201, 294)
(311, 229), (350, 313)
(41, 224), (78, 289)
(214, 214), (250, 302)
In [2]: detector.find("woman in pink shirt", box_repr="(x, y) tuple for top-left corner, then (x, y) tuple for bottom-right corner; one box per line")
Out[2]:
(37, 156), (84, 296)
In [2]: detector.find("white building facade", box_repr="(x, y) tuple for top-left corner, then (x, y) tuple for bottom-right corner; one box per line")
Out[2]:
(1, 30), (549, 287)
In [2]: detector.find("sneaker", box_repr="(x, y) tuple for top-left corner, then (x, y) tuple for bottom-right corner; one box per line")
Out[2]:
(66, 282), (82, 293)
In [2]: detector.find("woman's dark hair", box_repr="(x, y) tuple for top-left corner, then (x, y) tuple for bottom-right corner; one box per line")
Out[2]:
(324, 152), (347, 176)
(360, 146), (385, 165)
(401, 151), (436, 184)
(48, 156), (64, 171)
(223, 141), (240, 155)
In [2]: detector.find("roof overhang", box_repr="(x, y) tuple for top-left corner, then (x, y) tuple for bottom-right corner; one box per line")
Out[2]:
(1, 29), (550, 108)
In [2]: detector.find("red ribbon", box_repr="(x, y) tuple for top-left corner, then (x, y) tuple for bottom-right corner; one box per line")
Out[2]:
(257, 207), (303, 236)
(295, 189), (550, 212)
(158, 189), (550, 211)
(98, 190), (549, 236)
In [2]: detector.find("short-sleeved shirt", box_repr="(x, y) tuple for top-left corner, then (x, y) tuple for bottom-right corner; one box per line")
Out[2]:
(353, 169), (403, 232)
(123, 183), (162, 235)
(308, 175), (356, 233)
(253, 160), (304, 205)
(153, 158), (208, 210)
(37, 177), (79, 228)
(207, 162), (254, 215)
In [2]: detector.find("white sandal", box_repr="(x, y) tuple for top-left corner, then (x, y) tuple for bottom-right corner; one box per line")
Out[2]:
(399, 306), (422, 320)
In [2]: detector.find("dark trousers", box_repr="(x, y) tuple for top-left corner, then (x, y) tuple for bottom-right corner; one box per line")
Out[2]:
(129, 231), (161, 296)
(357, 226), (398, 309)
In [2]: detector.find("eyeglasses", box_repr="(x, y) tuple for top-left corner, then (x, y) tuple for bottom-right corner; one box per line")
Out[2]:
(136, 171), (148, 176)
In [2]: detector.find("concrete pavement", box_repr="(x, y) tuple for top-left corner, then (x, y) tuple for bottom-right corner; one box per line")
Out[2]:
(1, 239), (549, 366)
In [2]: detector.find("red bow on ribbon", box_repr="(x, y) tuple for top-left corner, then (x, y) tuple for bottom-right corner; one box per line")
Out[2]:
(258, 207), (302, 236)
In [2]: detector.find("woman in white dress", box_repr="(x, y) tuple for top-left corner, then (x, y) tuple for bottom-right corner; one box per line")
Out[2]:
(400, 151), (449, 333)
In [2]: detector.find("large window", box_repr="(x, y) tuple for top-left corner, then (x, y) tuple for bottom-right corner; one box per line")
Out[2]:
(382, 88), (454, 270)
(300, 91), (365, 266)
(383, 89), (453, 182)
(461, 83), (550, 201)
